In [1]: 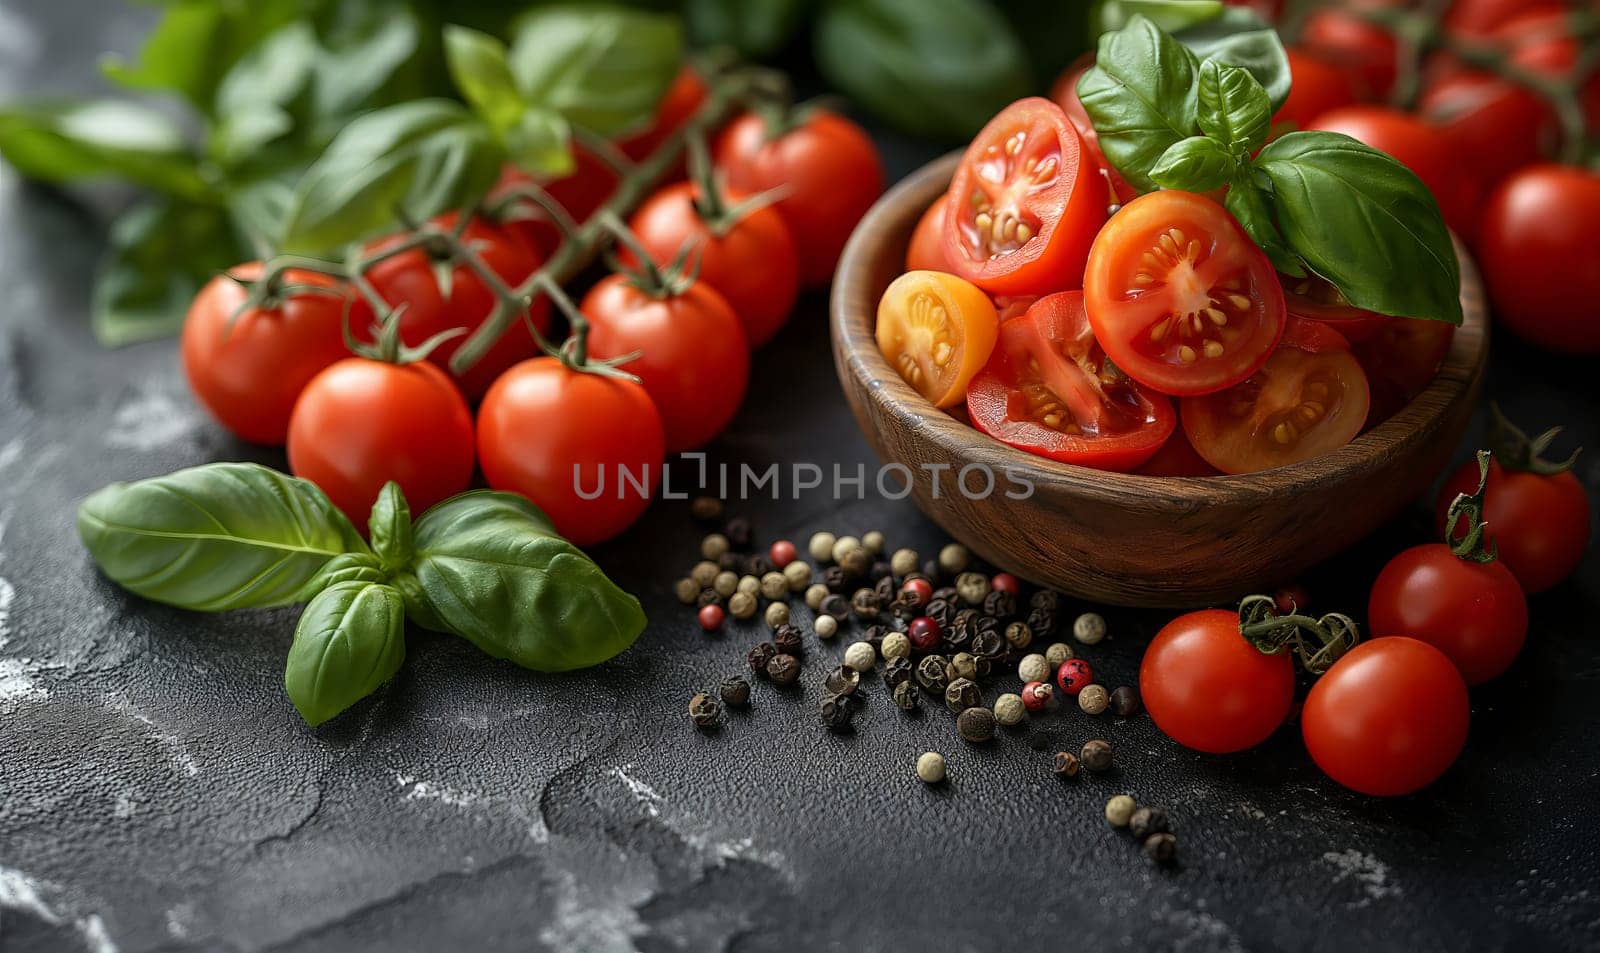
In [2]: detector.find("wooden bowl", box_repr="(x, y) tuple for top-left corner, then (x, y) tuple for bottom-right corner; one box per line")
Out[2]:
(830, 153), (1488, 607)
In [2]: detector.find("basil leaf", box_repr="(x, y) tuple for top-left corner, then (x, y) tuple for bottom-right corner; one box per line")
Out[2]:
(1097, 0), (1225, 34)
(686, 0), (809, 58)
(1077, 15), (1200, 193)
(1150, 136), (1236, 191)
(300, 552), (389, 599)
(211, 23), (318, 168)
(0, 101), (208, 199)
(445, 26), (525, 135)
(286, 581), (406, 727)
(508, 5), (683, 138)
(400, 491), (645, 672)
(278, 100), (504, 254)
(1197, 59), (1270, 156)
(92, 199), (249, 348)
(368, 482), (414, 575)
(1224, 174), (1303, 277)
(101, 0), (302, 114)
(1256, 132), (1462, 324)
(78, 463), (368, 611)
(308, 2), (423, 127)
(814, 0), (1032, 140)
(1175, 7), (1291, 112)
(505, 108), (576, 178)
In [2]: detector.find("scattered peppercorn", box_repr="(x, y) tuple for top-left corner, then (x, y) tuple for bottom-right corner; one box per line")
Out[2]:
(767, 653), (801, 685)
(1130, 806), (1170, 838)
(674, 578), (699, 605)
(939, 543), (971, 575)
(691, 561), (719, 588)
(1045, 642), (1074, 666)
(1081, 739), (1114, 772)
(970, 629), (1005, 659)
(893, 680), (921, 711)
(881, 632), (911, 660)
(697, 588), (723, 609)
(1053, 751), (1081, 778)
(925, 598), (957, 631)
(851, 587), (882, 618)
(702, 533), (730, 561)
(804, 584), (828, 610)
(891, 548), (920, 578)
(983, 589), (1016, 620)
(765, 602), (790, 629)
(808, 532), (837, 563)
(769, 539), (798, 569)
(955, 572), (989, 606)
(1027, 606), (1058, 640)
(759, 572), (787, 601)
(820, 693), (856, 731)
(915, 655), (950, 692)
(861, 530), (886, 556)
(1017, 653), (1050, 684)
(870, 560), (893, 581)
(697, 604), (724, 632)
(720, 675), (751, 708)
(1022, 681), (1054, 712)
(957, 706), (995, 743)
(1057, 658), (1094, 695)
(783, 560), (812, 592)
(1030, 590), (1059, 611)
(994, 693), (1026, 726)
(715, 573), (745, 601)
(1144, 832), (1178, 865)
(945, 677), (982, 713)
(947, 652), (978, 681)
(832, 535), (862, 565)
(844, 641), (877, 673)
(725, 517), (752, 550)
(820, 593), (850, 620)
(825, 664), (861, 696)
(990, 572), (1020, 596)
(1104, 794), (1136, 828)
(690, 496), (723, 523)
(875, 574), (896, 607)
(889, 591), (922, 621)
(728, 591), (757, 620)
(820, 565), (849, 593)
(841, 547), (873, 579)
(1078, 684), (1110, 715)
(689, 693), (721, 729)
(737, 574), (761, 596)
(720, 552), (744, 572)
(1004, 620), (1033, 649)
(1073, 612), (1107, 645)
(773, 624), (803, 657)
(743, 554), (772, 577)
(748, 642), (777, 677)
(921, 559), (943, 583)
(916, 751), (946, 783)
(883, 656), (913, 688)
(814, 614), (839, 640)
(1111, 686), (1141, 717)
(907, 616), (942, 652)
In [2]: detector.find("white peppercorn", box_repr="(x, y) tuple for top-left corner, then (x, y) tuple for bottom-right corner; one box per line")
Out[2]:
(713, 571), (739, 598)
(701, 533), (730, 560)
(783, 560), (811, 591)
(916, 751), (946, 784)
(737, 574), (761, 597)
(1105, 794), (1136, 828)
(691, 561), (719, 588)
(1017, 653), (1051, 684)
(938, 543), (971, 575)
(1045, 642), (1074, 666)
(760, 572), (788, 600)
(881, 632), (911, 659)
(814, 614), (839, 640)
(861, 530), (886, 556)
(890, 548), (919, 578)
(1074, 612), (1107, 645)
(831, 535), (862, 564)
(728, 591), (758, 620)
(844, 640), (877, 672)
(955, 572), (988, 606)
(808, 531), (837, 563)
(805, 584), (829, 610)
(765, 602), (790, 629)
(1079, 683), (1110, 715)
(994, 693), (1026, 726)
(674, 578), (699, 605)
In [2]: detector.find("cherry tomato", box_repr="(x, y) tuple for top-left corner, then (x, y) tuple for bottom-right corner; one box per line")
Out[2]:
(1302, 637), (1469, 796)
(1135, 427), (1221, 477)
(1368, 539), (1528, 685)
(1084, 190), (1286, 397)
(364, 214), (548, 401)
(966, 292), (1175, 471)
(477, 357), (665, 546)
(715, 109), (884, 286)
(626, 180), (800, 349)
(181, 263), (359, 446)
(1436, 456), (1592, 594)
(582, 273), (749, 453)
(1419, 74), (1551, 193)
(492, 154), (617, 256)
(1350, 316), (1454, 425)
(1282, 272), (1393, 343)
(992, 294), (1037, 322)
(1273, 48), (1359, 133)
(288, 358), (475, 529)
(1056, 658), (1094, 695)
(1139, 608), (1295, 754)
(877, 270), (999, 408)
(617, 66), (710, 162)
(1301, 2), (1401, 100)
(943, 97), (1108, 296)
(1307, 107), (1477, 237)
(1445, 0), (1564, 37)
(1183, 318), (1370, 474)
(906, 198), (951, 273)
(1477, 164), (1600, 354)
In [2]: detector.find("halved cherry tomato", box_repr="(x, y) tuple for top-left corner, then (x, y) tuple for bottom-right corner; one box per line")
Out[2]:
(1350, 316), (1454, 425)
(1136, 426), (1221, 477)
(1084, 190), (1285, 397)
(942, 97), (1108, 296)
(966, 292), (1175, 471)
(1282, 272), (1393, 343)
(1182, 318), (1370, 474)
(992, 294), (1037, 322)
(877, 271), (998, 408)
(906, 199), (951, 273)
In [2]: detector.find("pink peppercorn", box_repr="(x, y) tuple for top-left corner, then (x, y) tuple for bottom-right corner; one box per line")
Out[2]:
(900, 577), (934, 605)
(1057, 658), (1094, 695)
(698, 604), (725, 632)
(769, 539), (798, 569)
(990, 572), (1021, 596)
(907, 616), (942, 652)
(1022, 681), (1054, 712)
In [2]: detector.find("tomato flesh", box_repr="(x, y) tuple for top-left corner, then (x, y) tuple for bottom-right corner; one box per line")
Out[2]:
(966, 292), (1174, 471)
(877, 271), (998, 408)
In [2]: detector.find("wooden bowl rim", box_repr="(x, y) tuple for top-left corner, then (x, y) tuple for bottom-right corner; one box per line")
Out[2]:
(830, 152), (1489, 511)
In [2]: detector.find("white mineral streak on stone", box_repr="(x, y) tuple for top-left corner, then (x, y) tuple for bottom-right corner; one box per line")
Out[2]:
(610, 765), (664, 819)
(1162, 908), (1245, 953)
(103, 694), (200, 777)
(1323, 848), (1401, 906)
(0, 575), (46, 708)
(0, 866), (120, 953)
(539, 863), (650, 953)
(611, 764), (794, 884)
(104, 377), (201, 451)
(394, 773), (481, 808)
(0, 438), (23, 472)
(165, 903), (195, 939)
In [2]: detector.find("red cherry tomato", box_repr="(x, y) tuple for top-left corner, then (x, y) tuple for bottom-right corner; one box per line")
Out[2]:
(1140, 608), (1295, 754)
(1281, 272), (1394, 343)
(942, 97), (1108, 296)
(1135, 427), (1222, 477)
(966, 292), (1175, 471)
(1084, 190), (1286, 397)
(1436, 456), (1592, 594)
(364, 214), (548, 401)
(715, 109), (884, 286)
(1476, 164), (1600, 354)
(492, 154), (617, 256)
(1274, 48), (1360, 133)
(288, 358), (475, 529)
(1056, 658), (1094, 695)
(1419, 74), (1551, 193)
(477, 357), (665, 546)
(1307, 107), (1477, 237)
(1302, 637), (1469, 796)
(1182, 318), (1370, 474)
(626, 180), (800, 349)
(581, 273), (749, 453)
(1301, 2), (1401, 100)
(1445, 0), (1564, 37)
(181, 263), (359, 446)
(618, 66), (710, 162)
(906, 198), (951, 273)
(1350, 316), (1454, 425)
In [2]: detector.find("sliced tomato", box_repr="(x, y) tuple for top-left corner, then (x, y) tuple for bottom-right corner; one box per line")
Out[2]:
(906, 198), (951, 273)
(1084, 190), (1286, 397)
(1136, 426), (1221, 477)
(992, 294), (1037, 322)
(1182, 318), (1370, 473)
(1352, 316), (1455, 425)
(966, 292), (1174, 471)
(877, 270), (999, 408)
(942, 97), (1108, 296)
(1282, 272), (1394, 343)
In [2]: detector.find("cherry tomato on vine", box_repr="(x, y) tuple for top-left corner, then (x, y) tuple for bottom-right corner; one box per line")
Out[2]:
(1307, 107), (1477, 237)
(1282, 272), (1393, 343)
(715, 109), (884, 286)
(1302, 637), (1470, 796)
(1182, 318), (1370, 474)
(181, 263), (359, 446)
(1084, 190), (1285, 398)
(364, 214), (548, 401)
(1476, 164), (1600, 354)
(966, 292), (1174, 471)
(492, 155), (617, 256)
(1350, 316), (1454, 426)
(1435, 452), (1591, 595)
(1301, 2), (1402, 100)
(1444, 0), (1564, 37)
(943, 97), (1108, 297)
(1140, 608), (1295, 754)
(582, 273), (749, 453)
(288, 358), (475, 529)
(906, 198), (951, 273)
(1273, 48), (1359, 133)
(877, 270), (998, 408)
(617, 66), (710, 162)
(478, 357), (665, 547)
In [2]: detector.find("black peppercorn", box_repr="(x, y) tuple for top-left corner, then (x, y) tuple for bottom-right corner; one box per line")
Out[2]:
(1052, 751), (1081, 778)
(825, 665), (861, 696)
(725, 517), (752, 550)
(1143, 832), (1178, 865)
(1081, 739), (1114, 772)
(820, 593), (850, 621)
(915, 654), (950, 692)
(926, 597), (958, 630)
(883, 656), (914, 688)
(948, 609), (977, 647)
(870, 560), (893, 581)
(1130, 806), (1170, 838)
(921, 559), (943, 583)
(944, 677), (982, 713)
(767, 653), (801, 685)
(971, 629), (1005, 659)
(690, 496), (724, 523)
(874, 574), (896, 604)
(718, 552), (743, 572)
(821, 565), (850, 593)
(820, 693), (856, 731)
(890, 591), (923, 622)
(982, 589), (1016, 619)
(689, 693), (721, 729)
(841, 548), (873, 579)
(893, 680), (921, 711)
(1111, 685), (1142, 717)
(932, 585), (957, 602)
(719, 675), (751, 708)
(957, 706), (995, 743)
(697, 588), (723, 609)
(851, 587), (882, 618)
(748, 642), (778, 677)
(1029, 590), (1059, 611)
(773, 624), (804, 657)
(1026, 606), (1058, 640)
(862, 623), (890, 652)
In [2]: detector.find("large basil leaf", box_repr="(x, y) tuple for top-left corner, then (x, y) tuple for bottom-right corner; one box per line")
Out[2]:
(0, 101), (208, 199)
(686, 0), (809, 59)
(1096, 0), (1224, 33)
(814, 0), (1032, 140)
(92, 199), (249, 348)
(78, 463), (367, 611)
(399, 491), (645, 672)
(299, 552), (389, 599)
(1224, 173), (1302, 277)
(278, 100), (504, 254)
(101, 0), (302, 114)
(1257, 132), (1463, 324)
(1175, 7), (1291, 112)
(508, 5), (683, 138)
(286, 581), (406, 727)
(1151, 136), (1236, 192)
(1076, 15), (1200, 194)
(1196, 59), (1270, 157)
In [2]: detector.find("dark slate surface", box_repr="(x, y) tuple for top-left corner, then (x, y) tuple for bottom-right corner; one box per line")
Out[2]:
(3, 4), (1599, 952)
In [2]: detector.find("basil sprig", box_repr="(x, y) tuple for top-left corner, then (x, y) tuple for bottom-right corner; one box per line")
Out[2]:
(1079, 15), (1462, 325)
(78, 464), (647, 726)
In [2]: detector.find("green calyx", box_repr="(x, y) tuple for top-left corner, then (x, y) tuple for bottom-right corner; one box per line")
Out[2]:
(1445, 449), (1499, 564)
(1236, 594), (1360, 675)
(1487, 403), (1581, 476)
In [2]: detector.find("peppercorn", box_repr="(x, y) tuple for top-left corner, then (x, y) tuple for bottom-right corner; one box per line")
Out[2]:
(690, 496), (723, 523)
(804, 584), (829, 610)
(720, 552), (744, 572)
(915, 655), (949, 692)
(821, 566), (850, 593)
(883, 656), (914, 688)
(851, 587), (882, 618)
(1022, 681), (1054, 712)
(948, 652), (979, 681)
(673, 578), (699, 605)
(841, 547), (873, 580)
(767, 653), (801, 685)
(1130, 806), (1170, 838)
(728, 591), (758, 621)
(1078, 683), (1110, 715)
(697, 604), (724, 632)
(971, 629), (1005, 659)
(720, 675), (751, 708)
(945, 677), (982, 713)
(939, 543), (971, 575)
(870, 560), (893, 581)
(1144, 832), (1178, 865)
(1004, 620), (1033, 650)
(871, 572), (892, 603)
(725, 517), (752, 550)
(916, 751), (945, 784)
(690, 561), (719, 588)
(769, 539), (798, 569)
(932, 585), (957, 602)
(862, 623), (888, 649)
(743, 554), (772, 577)
(1045, 642), (1074, 666)
(994, 693), (1026, 726)
(925, 597), (957, 630)
(1053, 751), (1081, 778)
(831, 535), (862, 565)
(881, 632), (912, 660)
(990, 572), (1020, 596)
(820, 693), (856, 731)
(921, 559), (943, 583)
(1017, 653), (1051, 684)
(1030, 589), (1059, 611)
(808, 531), (836, 563)
(711, 571), (737, 599)
(957, 706), (995, 743)
(773, 623), (803, 657)
(1027, 606), (1058, 640)
(893, 680), (921, 711)
(820, 593), (849, 621)
(907, 616), (942, 652)
(1057, 658), (1094, 695)
(765, 602), (790, 629)
(759, 572), (788, 600)
(1073, 612), (1107, 645)
(737, 574), (761, 596)
(844, 641), (877, 673)
(825, 665), (861, 696)
(891, 548), (920, 578)
(955, 572), (989, 606)
(983, 589), (1016, 620)
(777, 561), (807, 594)
(697, 588), (723, 609)
(814, 614), (839, 640)
(1081, 739), (1114, 772)
(889, 591), (923, 622)
(1111, 685), (1141, 717)
(689, 692), (721, 728)
(748, 642), (778, 677)
(702, 533), (730, 561)
(1104, 794), (1136, 827)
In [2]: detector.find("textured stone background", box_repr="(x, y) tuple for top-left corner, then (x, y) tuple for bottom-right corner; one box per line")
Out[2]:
(2, 3), (1598, 951)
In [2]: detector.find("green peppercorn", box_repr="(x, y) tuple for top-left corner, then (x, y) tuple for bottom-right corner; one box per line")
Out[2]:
(1111, 685), (1141, 717)
(728, 591), (758, 620)
(814, 614), (840, 640)
(1004, 621), (1033, 649)
(765, 602), (790, 629)
(1143, 832), (1178, 865)
(994, 693), (1026, 726)
(691, 561), (720, 588)
(915, 655), (949, 692)
(674, 578), (699, 605)
(783, 560), (812, 592)
(1053, 751), (1081, 778)
(689, 692), (721, 729)
(690, 496), (723, 523)
(893, 680), (921, 711)
(841, 547), (873, 579)
(760, 572), (788, 600)
(737, 574), (761, 597)
(1073, 612), (1107, 645)
(891, 548), (920, 578)
(939, 543), (971, 575)
(1017, 653), (1051, 684)
(1081, 739), (1114, 772)
(805, 584), (829, 610)
(825, 665), (861, 696)
(831, 535), (862, 565)
(713, 571), (739, 598)
(955, 572), (989, 606)
(1104, 794), (1136, 828)
(820, 693), (856, 731)
(881, 632), (911, 659)
(916, 751), (945, 784)
(702, 533), (731, 560)
(1130, 806), (1170, 838)
(1078, 684), (1110, 715)
(948, 652), (978, 681)
(767, 653), (800, 685)
(945, 677), (982, 713)
(1045, 642), (1074, 666)
(720, 675), (751, 708)
(808, 532), (837, 563)
(957, 706), (995, 743)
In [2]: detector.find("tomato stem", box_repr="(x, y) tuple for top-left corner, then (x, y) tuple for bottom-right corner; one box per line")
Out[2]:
(1444, 449), (1500, 563)
(1236, 594), (1360, 675)
(1488, 402), (1581, 475)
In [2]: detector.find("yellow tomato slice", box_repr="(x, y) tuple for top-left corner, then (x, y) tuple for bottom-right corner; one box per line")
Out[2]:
(876, 270), (999, 407)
